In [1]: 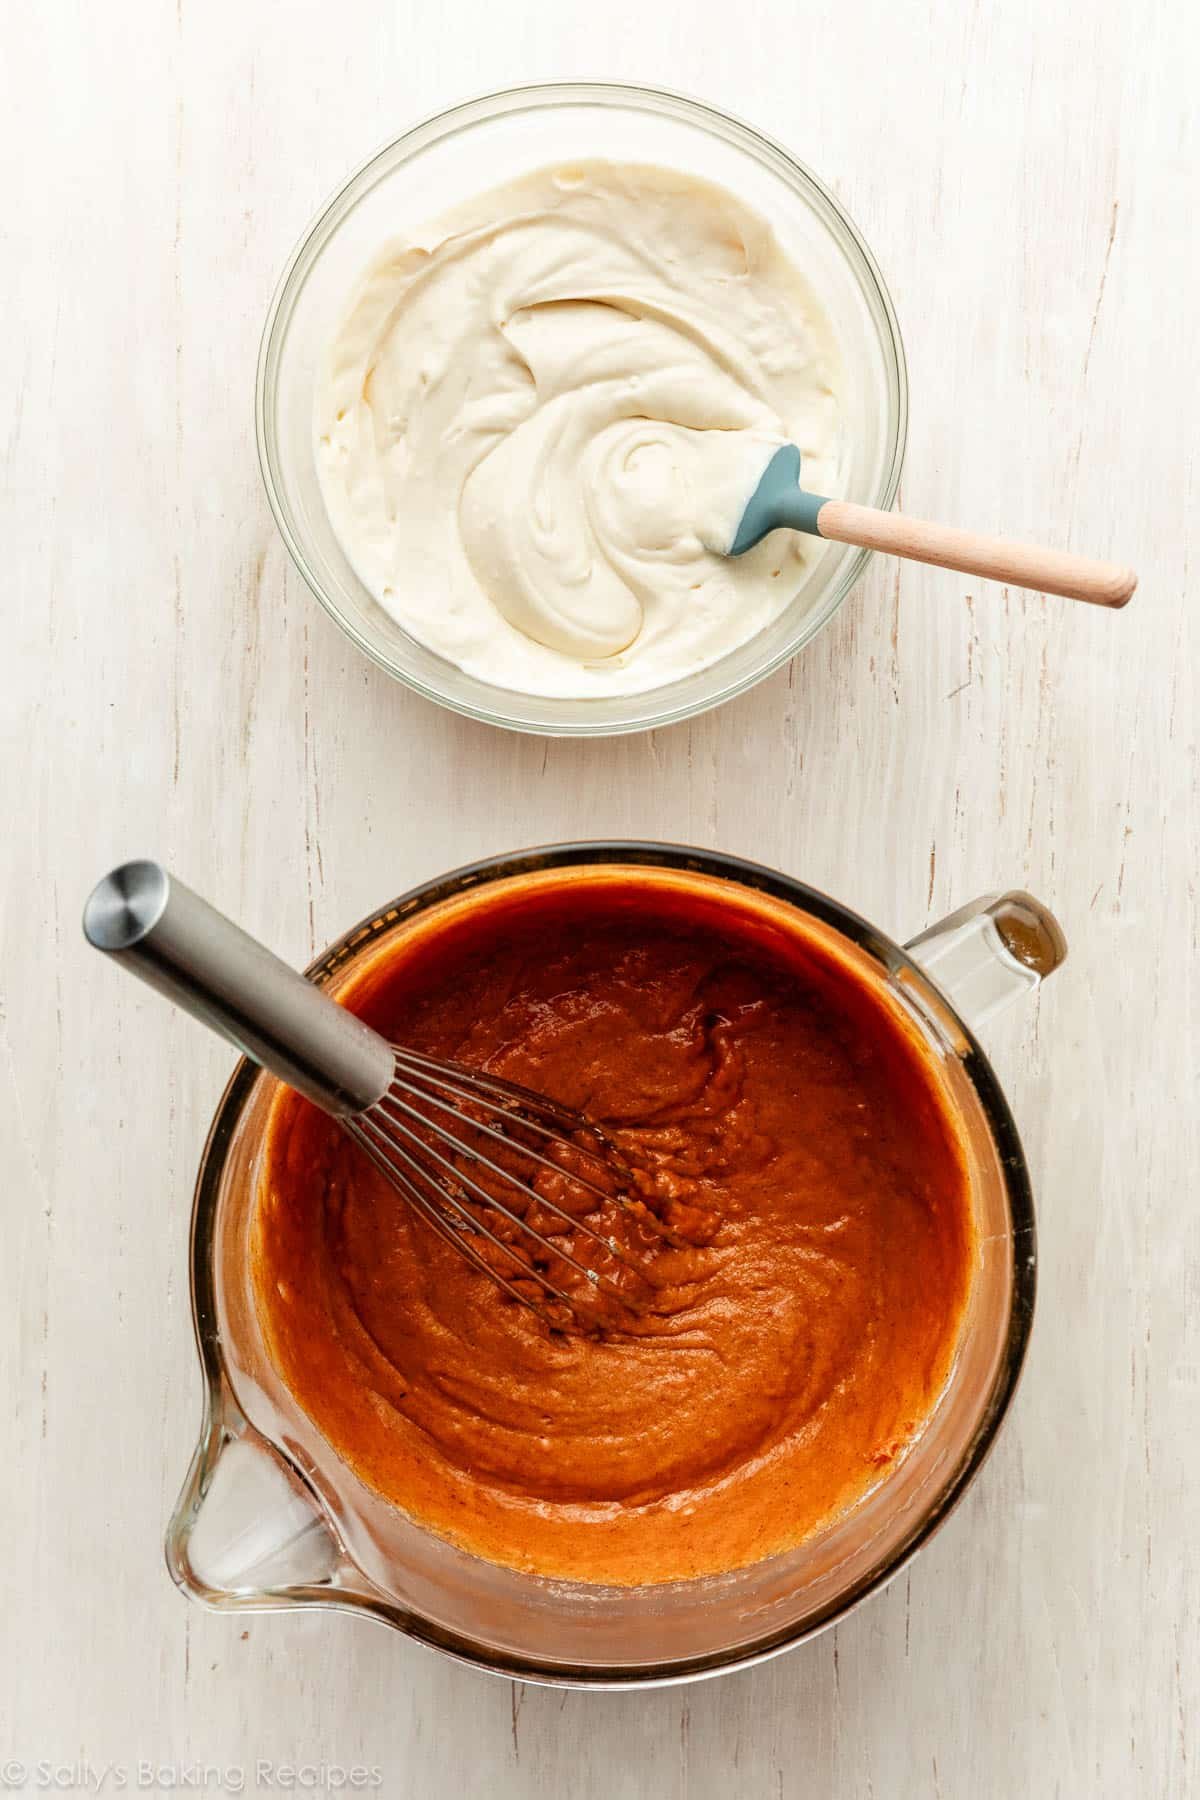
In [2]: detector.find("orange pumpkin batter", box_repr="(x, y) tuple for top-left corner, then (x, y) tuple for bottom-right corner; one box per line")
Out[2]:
(253, 871), (974, 1584)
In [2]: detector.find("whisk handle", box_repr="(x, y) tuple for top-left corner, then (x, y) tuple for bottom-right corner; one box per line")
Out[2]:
(83, 861), (393, 1116)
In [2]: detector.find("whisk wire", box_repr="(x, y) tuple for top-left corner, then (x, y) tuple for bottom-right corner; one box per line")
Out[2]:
(391, 1047), (585, 1132)
(378, 1079), (639, 1260)
(346, 1118), (575, 1327)
(386, 1056), (676, 1249)
(361, 1097), (637, 1309)
(390, 1062), (598, 1156)
(352, 1113), (581, 1304)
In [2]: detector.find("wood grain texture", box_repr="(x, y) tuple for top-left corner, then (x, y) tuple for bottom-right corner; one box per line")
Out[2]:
(1, 0), (1195, 1795)
(816, 501), (1138, 607)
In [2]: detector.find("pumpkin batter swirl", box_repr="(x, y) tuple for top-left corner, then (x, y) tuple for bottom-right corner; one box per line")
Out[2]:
(253, 873), (974, 1584)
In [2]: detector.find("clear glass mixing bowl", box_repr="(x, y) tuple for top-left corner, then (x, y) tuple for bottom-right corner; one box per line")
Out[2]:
(166, 844), (1066, 1688)
(256, 83), (907, 735)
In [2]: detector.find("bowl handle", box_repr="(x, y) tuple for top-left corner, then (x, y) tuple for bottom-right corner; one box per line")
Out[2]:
(904, 891), (1067, 1032)
(167, 1390), (359, 1611)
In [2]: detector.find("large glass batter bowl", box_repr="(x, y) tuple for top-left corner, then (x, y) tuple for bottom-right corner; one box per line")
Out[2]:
(256, 83), (907, 735)
(166, 844), (1065, 1688)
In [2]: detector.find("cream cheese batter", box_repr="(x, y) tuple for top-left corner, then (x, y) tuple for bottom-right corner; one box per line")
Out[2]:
(316, 162), (842, 698)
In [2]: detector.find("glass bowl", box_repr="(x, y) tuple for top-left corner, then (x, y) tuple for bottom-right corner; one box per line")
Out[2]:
(256, 83), (907, 736)
(166, 844), (1064, 1688)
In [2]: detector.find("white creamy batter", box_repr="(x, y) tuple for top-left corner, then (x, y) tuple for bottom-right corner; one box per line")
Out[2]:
(316, 162), (842, 698)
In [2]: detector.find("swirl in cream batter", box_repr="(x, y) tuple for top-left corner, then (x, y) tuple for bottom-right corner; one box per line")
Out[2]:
(315, 162), (842, 697)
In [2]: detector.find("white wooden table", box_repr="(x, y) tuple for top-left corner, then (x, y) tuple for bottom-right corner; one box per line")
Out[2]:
(3, 1), (1196, 1794)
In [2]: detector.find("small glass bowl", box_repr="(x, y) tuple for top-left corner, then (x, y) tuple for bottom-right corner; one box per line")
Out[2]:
(256, 82), (907, 736)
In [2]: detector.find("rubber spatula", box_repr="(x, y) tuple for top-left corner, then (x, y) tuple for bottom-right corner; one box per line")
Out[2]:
(727, 445), (1136, 607)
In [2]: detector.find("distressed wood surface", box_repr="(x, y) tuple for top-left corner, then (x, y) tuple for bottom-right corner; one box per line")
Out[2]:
(2, 0), (1196, 1794)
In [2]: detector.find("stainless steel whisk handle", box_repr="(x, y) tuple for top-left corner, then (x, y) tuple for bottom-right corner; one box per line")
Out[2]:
(83, 861), (394, 1116)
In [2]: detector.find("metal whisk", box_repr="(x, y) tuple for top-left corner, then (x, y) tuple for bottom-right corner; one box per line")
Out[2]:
(83, 861), (652, 1331)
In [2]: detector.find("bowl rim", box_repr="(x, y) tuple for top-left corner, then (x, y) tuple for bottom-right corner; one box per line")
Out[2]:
(171, 841), (1035, 1688)
(254, 80), (909, 736)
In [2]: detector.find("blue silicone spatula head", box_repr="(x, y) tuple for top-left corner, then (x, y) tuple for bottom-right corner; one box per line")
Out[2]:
(728, 444), (829, 555)
(724, 442), (1136, 608)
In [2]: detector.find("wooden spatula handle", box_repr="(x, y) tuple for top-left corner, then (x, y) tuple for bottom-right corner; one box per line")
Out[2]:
(816, 500), (1136, 608)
